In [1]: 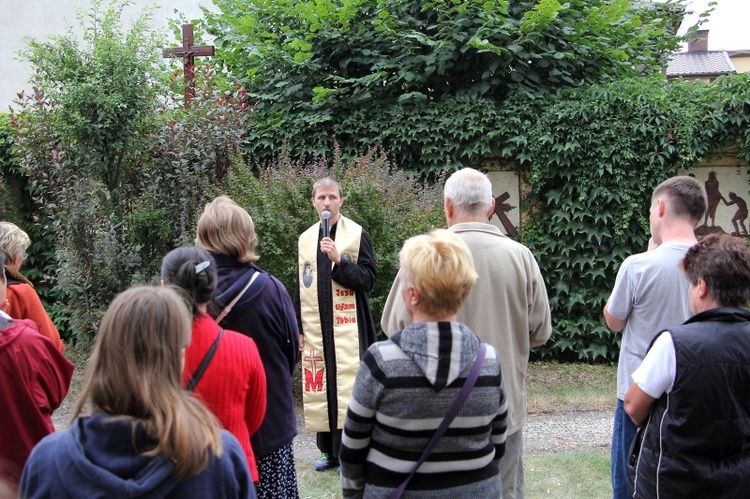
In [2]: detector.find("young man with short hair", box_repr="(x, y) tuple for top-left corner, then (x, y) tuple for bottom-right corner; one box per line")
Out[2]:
(604, 175), (706, 498)
(296, 177), (378, 472)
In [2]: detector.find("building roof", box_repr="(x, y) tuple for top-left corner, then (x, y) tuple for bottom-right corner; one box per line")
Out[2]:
(666, 50), (736, 78)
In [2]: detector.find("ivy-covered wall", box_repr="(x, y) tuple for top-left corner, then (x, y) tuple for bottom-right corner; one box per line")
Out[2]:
(497, 75), (750, 362)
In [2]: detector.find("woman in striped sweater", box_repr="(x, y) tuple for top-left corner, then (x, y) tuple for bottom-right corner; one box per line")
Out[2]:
(340, 229), (507, 498)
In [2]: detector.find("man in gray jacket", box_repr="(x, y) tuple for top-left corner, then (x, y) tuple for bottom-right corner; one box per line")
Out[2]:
(381, 167), (552, 498)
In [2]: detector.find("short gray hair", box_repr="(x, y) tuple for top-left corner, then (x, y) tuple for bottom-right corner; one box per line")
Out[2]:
(444, 168), (493, 215)
(0, 221), (31, 262)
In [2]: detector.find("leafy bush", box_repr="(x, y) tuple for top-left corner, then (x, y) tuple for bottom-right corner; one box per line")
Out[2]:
(134, 69), (249, 279)
(12, 1), (248, 344)
(0, 114), (23, 223)
(222, 145), (445, 325)
(0, 113), (65, 334)
(11, 1), (163, 343)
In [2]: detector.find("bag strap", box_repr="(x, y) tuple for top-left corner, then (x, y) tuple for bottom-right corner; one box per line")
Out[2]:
(185, 328), (224, 393)
(391, 343), (487, 499)
(215, 271), (261, 324)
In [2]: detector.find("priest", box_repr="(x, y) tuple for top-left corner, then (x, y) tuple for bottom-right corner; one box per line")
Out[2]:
(296, 177), (377, 472)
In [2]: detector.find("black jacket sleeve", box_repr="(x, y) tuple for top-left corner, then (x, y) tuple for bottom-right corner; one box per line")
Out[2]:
(331, 229), (376, 293)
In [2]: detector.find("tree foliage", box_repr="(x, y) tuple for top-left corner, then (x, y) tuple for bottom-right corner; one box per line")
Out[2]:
(0, 115), (23, 223)
(0, 113), (64, 332)
(12, 0), (249, 344)
(202, 0), (686, 173)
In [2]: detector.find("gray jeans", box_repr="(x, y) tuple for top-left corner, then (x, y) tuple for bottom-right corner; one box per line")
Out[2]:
(498, 429), (524, 499)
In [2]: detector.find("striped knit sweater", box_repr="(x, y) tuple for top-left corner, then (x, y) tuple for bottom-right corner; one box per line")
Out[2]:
(340, 321), (507, 498)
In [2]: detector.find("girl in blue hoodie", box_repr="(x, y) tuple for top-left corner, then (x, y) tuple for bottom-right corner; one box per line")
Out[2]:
(20, 286), (255, 498)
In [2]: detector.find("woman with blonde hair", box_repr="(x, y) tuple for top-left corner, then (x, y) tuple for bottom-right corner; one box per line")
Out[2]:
(0, 221), (63, 351)
(197, 196), (300, 498)
(340, 229), (507, 498)
(20, 286), (255, 498)
(161, 246), (267, 483)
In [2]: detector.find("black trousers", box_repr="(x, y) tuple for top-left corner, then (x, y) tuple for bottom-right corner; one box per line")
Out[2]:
(316, 429), (343, 460)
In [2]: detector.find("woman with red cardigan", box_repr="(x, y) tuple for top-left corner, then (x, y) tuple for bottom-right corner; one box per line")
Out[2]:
(161, 246), (267, 482)
(0, 221), (64, 352)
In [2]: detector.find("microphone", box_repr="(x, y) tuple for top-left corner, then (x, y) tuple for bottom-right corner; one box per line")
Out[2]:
(321, 210), (330, 238)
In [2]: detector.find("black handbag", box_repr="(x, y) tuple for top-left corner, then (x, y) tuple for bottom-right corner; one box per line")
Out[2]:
(627, 425), (645, 495)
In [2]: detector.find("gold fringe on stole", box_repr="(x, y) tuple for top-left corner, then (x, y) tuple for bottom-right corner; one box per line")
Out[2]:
(298, 215), (363, 432)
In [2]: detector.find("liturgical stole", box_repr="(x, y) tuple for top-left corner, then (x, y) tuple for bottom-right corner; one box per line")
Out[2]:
(298, 215), (362, 432)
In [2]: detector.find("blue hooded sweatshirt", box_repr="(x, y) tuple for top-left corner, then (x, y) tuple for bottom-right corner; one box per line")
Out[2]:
(19, 412), (255, 498)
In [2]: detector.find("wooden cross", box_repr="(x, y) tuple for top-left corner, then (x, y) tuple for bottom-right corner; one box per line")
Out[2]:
(162, 24), (214, 108)
(492, 192), (518, 236)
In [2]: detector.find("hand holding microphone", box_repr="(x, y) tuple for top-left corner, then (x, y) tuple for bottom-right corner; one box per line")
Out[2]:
(320, 210), (341, 263)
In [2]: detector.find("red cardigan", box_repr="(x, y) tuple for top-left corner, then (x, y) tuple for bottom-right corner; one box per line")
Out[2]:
(182, 314), (267, 482)
(6, 282), (64, 353)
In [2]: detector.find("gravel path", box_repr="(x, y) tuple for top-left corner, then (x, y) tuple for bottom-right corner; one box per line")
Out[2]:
(55, 396), (612, 460)
(523, 410), (613, 455)
(54, 365), (613, 459)
(292, 408), (613, 462)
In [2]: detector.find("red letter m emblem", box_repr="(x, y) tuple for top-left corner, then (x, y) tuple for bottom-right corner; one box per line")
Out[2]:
(305, 368), (324, 391)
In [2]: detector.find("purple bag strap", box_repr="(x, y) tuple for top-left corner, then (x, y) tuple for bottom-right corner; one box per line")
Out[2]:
(391, 342), (487, 499)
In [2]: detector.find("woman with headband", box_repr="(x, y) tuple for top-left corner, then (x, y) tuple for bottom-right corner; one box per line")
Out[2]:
(161, 246), (267, 485)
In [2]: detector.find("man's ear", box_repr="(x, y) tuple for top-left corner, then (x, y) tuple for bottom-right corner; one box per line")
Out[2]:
(697, 278), (709, 299)
(444, 197), (453, 220)
(486, 197), (496, 219)
(656, 198), (666, 218)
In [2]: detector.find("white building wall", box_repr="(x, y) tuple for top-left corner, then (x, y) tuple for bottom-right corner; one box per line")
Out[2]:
(0, 0), (211, 111)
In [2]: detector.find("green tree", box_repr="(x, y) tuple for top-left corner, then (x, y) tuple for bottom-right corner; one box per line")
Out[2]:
(12, 0), (248, 344)
(12, 1), (159, 343)
(202, 0), (686, 173)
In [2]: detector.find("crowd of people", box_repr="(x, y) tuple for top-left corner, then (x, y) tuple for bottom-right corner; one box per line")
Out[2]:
(1, 169), (750, 498)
